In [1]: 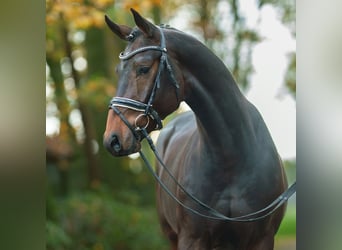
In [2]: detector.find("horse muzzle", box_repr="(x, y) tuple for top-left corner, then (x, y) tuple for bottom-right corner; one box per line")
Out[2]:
(103, 131), (141, 157)
(103, 108), (143, 157)
(104, 96), (164, 157)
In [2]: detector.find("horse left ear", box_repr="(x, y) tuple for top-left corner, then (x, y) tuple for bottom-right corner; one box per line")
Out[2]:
(131, 8), (158, 38)
(105, 15), (133, 41)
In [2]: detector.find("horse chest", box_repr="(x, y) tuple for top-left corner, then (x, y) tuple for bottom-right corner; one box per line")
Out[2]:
(163, 155), (249, 225)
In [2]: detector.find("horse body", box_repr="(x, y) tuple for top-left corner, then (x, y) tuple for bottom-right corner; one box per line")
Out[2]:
(154, 29), (287, 249)
(103, 10), (288, 250)
(157, 111), (286, 249)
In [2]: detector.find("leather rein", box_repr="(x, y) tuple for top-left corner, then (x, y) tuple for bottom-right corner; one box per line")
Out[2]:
(109, 26), (296, 222)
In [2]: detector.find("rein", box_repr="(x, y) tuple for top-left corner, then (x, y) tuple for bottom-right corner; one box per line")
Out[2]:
(109, 26), (296, 222)
(140, 128), (296, 222)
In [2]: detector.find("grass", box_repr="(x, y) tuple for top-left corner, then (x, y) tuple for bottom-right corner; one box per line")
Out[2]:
(274, 204), (296, 249)
(277, 205), (296, 236)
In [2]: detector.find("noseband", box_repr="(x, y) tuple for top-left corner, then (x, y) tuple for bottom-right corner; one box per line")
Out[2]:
(109, 26), (179, 133)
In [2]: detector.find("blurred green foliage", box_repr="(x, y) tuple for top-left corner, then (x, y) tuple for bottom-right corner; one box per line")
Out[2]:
(47, 187), (168, 250)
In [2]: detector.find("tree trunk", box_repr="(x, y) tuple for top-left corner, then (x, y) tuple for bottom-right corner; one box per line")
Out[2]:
(46, 54), (75, 195)
(61, 21), (101, 188)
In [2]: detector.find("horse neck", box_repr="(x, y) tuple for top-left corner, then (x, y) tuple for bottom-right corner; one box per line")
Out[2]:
(169, 31), (257, 159)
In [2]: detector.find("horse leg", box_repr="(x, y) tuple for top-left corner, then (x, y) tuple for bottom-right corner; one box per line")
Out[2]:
(249, 234), (274, 250)
(168, 232), (178, 250)
(177, 235), (198, 250)
(159, 217), (178, 250)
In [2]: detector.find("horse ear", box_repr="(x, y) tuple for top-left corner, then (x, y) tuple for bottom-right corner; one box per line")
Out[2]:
(130, 8), (158, 38)
(105, 15), (132, 41)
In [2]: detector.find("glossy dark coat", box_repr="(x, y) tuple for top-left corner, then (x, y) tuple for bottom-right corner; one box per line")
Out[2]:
(103, 9), (288, 250)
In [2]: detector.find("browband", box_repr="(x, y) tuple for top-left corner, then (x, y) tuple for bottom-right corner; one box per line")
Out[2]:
(119, 46), (167, 60)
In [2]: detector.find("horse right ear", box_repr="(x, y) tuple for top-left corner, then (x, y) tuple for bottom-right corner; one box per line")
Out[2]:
(105, 15), (132, 41)
(130, 8), (158, 38)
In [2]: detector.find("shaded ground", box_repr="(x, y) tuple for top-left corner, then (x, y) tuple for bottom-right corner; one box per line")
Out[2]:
(275, 237), (296, 250)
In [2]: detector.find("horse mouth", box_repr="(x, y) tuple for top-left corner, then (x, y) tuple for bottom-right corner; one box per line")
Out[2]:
(104, 133), (142, 157)
(109, 141), (141, 157)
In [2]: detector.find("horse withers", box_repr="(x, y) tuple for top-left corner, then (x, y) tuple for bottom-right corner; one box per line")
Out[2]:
(103, 9), (288, 250)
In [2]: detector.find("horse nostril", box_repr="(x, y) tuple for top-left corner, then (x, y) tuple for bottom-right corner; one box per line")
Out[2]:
(110, 134), (121, 153)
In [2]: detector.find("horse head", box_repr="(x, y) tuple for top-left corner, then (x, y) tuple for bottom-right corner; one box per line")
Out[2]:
(103, 9), (184, 156)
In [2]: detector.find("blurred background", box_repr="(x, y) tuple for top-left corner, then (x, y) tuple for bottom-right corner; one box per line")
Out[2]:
(46, 0), (296, 249)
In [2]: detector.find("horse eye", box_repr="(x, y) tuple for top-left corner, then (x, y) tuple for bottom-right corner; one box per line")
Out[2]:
(137, 66), (150, 76)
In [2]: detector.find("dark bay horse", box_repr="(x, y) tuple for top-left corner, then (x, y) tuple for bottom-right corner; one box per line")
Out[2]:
(103, 9), (288, 250)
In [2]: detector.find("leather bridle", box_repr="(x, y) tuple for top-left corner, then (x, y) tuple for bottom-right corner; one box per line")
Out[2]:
(108, 26), (296, 222)
(109, 26), (179, 135)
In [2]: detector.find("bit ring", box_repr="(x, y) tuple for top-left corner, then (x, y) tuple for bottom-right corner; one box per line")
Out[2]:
(134, 114), (150, 130)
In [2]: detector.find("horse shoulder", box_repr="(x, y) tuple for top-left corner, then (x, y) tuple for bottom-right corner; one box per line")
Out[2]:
(156, 111), (197, 160)
(155, 111), (198, 237)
